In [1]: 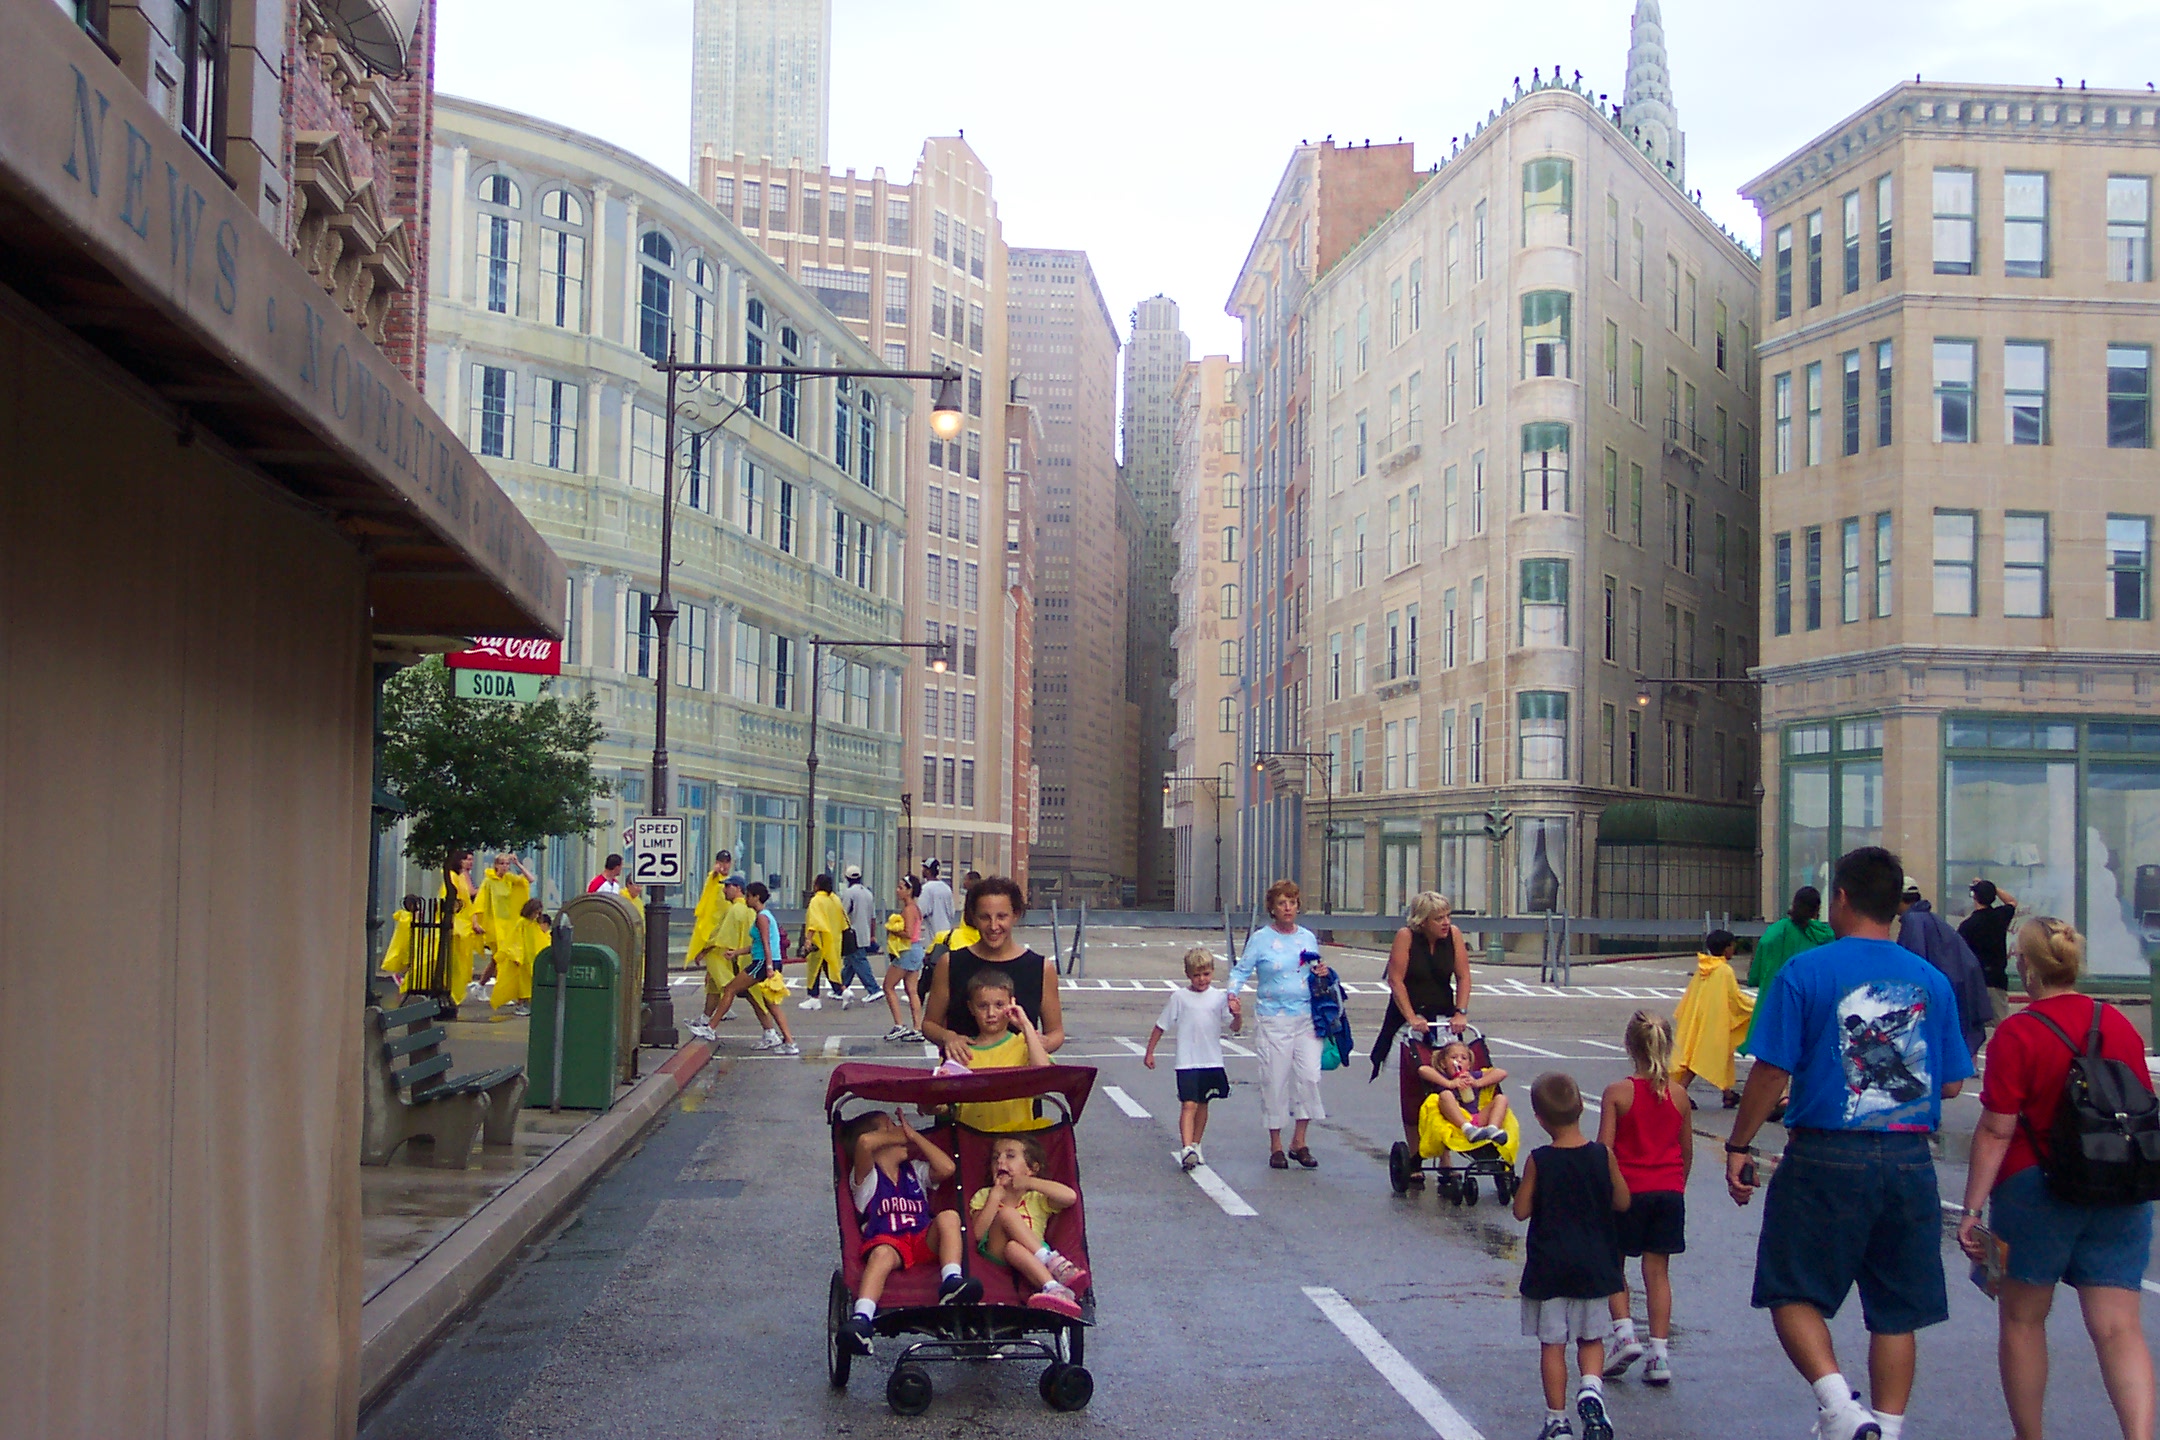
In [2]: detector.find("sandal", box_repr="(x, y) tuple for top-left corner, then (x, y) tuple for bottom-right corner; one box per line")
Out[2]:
(1289, 1147), (1319, 1169)
(1269, 1150), (1290, 1169)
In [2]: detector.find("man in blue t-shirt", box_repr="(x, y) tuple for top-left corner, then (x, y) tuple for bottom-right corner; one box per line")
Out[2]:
(1726, 845), (1972, 1440)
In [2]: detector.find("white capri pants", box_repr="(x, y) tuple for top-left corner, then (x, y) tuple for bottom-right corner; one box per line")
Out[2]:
(1256, 1012), (1325, 1130)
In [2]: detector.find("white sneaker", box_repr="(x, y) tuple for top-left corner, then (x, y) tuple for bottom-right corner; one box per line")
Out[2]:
(756, 1029), (782, 1050)
(776, 1041), (801, 1056)
(465, 981), (485, 1002)
(1190, 1144), (1206, 1168)
(1815, 1402), (1882, 1440)
(798, 997), (823, 1011)
(1642, 1352), (1671, 1386)
(687, 1021), (715, 1042)
(1173, 1145), (1195, 1169)
(1575, 1386), (1612, 1440)
(884, 1025), (908, 1041)
(838, 993), (855, 1011)
(1603, 1332), (1644, 1378)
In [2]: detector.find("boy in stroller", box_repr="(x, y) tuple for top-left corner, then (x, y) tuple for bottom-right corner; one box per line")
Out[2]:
(840, 1109), (981, 1354)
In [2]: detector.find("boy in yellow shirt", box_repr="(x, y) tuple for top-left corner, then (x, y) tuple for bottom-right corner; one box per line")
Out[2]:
(955, 969), (1053, 1132)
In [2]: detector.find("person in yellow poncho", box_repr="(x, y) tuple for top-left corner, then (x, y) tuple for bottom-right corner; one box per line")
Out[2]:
(1670, 929), (1754, 1107)
(685, 857), (730, 977)
(440, 850), (485, 1010)
(378, 895), (423, 992)
(799, 873), (848, 1010)
(689, 874), (756, 1038)
(490, 897), (549, 1014)
(477, 853), (534, 1005)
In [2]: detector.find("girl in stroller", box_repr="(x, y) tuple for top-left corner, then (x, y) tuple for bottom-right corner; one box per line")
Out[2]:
(1421, 1040), (1512, 1145)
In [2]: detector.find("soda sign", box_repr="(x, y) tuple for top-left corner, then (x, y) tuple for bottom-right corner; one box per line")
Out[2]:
(445, 637), (563, 675)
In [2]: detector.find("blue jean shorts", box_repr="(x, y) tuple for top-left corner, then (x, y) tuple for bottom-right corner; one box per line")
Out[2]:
(888, 943), (925, 974)
(1752, 1128), (1947, 1334)
(1989, 1165), (2154, 1291)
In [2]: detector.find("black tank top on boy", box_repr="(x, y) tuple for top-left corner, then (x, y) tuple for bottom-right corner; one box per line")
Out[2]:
(942, 947), (1049, 1038)
(1520, 1142), (1625, 1301)
(1403, 929), (1460, 1018)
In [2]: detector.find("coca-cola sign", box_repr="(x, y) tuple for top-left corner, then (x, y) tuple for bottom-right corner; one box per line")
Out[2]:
(444, 637), (563, 676)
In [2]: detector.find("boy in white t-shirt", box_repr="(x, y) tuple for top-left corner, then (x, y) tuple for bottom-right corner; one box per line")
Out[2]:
(1144, 947), (1244, 1170)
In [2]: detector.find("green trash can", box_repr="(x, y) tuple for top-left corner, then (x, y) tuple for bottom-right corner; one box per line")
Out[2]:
(529, 942), (621, 1109)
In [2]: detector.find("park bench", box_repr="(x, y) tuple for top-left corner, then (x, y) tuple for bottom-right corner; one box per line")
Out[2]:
(361, 998), (529, 1167)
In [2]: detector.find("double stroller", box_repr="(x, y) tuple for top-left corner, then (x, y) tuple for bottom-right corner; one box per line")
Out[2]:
(1386, 1024), (1521, 1206)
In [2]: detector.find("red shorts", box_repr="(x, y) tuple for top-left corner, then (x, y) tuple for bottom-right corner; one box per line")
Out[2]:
(861, 1227), (935, 1270)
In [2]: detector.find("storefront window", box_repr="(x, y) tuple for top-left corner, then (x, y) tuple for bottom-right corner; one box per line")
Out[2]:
(1517, 815), (1570, 913)
(1781, 716), (1882, 900)
(1437, 815), (1491, 915)
(1942, 716), (2160, 980)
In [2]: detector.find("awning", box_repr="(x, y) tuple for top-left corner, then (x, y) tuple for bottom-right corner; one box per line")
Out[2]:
(1595, 800), (1756, 851)
(0, 4), (563, 642)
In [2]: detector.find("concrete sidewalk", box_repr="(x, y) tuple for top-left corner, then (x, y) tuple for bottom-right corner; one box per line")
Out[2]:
(358, 1003), (712, 1411)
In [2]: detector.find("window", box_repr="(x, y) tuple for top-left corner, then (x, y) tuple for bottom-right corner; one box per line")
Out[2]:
(1934, 340), (1976, 443)
(1520, 423), (1569, 512)
(1715, 514), (1729, 590)
(1518, 692), (1569, 781)
(1841, 190), (1861, 293)
(475, 176), (521, 316)
(638, 231), (674, 363)
(1626, 709), (1641, 787)
(1327, 631), (1343, 698)
(1468, 704), (1486, 784)
(1773, 531), (1793, 636)
(1219, 584), (1240, 619)
(2108, 176), (2152, 282)
(1840, 517), (1861, 623)
(1472, 326), (1488, 405)
(471, 364), (512, 458)
(1407, 602), (1421, 675)
(1468, 576), (1487, 662)
(1350, 728), (1367, 793)
(1441, 710), (1458, 786)
(1409, 258), (1424, 329)
(1933, 510), (1977, 615)
(771, 637), (793, 709)
(1933, 169), (1976, 274)
(1389, 276), (1404, 346)
(1874, 512), (1894, 617)
(1604, 320), (1620, 405)
(1520, 559), (1569, 647)
(1523, 158), (1574, 245)
(1441, 591), (1458, 669)
(1602, 449), (1619, 534)
(175, 0), (225, 158)
(1875, 173), (1895, 280)
(1351, 624), (1367, 694)
(1356, 304), (1370, 372)
(2004, 341), (2048, 445)
(1804, 361), (1823, 465)
(1474, 200), (1488, 279)
(1774, 224), (1793, 319)
(1806, 210), (1824, 307)
(1629, 341), (1644, 422)
(1354, 514), (1368, 586)
(1804, 526), (1823, 631)
(2108, 516), (2150, 619)
(1471, 451), (1487, 535)
(1841, 350), (1861, 457)
(1714, 300), (1729, 373)
(672, 604), (708, 691)
(537, 190), (585, 329)
(2004, 172), (2049, 278)
(2003, 512), (2049, 617)
(739, 459), (765, 538)
(1221, 526), (1240, 564)
(1602, 575), (1618, 660)
(1356, 411), (1369, 476)
(1772, 371), (1792, 472)
(1219, 697), (1237, 732)
(1631, 218), (1645, 300)
(1521, 291), (1571, 378)
(1874, 340), (1894, 447)
(1446, 224), (1462, 302)
(1606, 195), (1622, 278)
(534, 378), (578, 470)
(1684, 496), (1696, 575)
(1628, 462), (1643, 546)
(2110, 345), (2152, 447)
(1664, 484), (1680, 566)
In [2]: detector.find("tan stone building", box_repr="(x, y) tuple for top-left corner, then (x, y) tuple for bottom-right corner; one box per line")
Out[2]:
(1302, 30), (1759, 923)
(1171, 354), (1245, 911)
(699, 141), (1025, 880)
(1012, 247), (1137, 904)
(1124, 296), (1188, 905)
(3, 4), (558, 1434)
(1743, 82), (2160, 980)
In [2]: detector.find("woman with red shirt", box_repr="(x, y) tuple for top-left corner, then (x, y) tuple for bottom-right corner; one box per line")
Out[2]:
(1957, 917), (2155, 1440)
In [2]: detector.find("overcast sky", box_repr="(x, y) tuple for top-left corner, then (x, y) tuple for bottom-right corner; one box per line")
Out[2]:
(438, 0), (2159, 357)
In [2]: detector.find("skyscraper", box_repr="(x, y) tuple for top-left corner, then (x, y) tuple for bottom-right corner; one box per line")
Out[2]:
(690, 0), (831, 177)
(1012, 249), (1137, 904)
(1171, 354), (1246, 911)
(1123, 297), (1190, 905)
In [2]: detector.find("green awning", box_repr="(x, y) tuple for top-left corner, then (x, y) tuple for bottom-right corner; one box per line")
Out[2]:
(1596, 800), (1754, 851)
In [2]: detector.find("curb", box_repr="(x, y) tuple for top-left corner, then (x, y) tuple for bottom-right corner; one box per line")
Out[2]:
(357, 1039), (715, 1412)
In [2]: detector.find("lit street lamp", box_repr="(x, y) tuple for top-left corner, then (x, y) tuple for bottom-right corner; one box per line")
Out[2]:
(634, 347), (963, 1048)
(1253, 749), (1336, 913)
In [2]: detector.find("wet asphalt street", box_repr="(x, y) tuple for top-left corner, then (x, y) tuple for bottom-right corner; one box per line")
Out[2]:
(361, 929), (2158, 1440)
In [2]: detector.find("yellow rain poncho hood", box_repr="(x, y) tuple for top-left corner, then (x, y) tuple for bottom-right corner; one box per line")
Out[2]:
(1671, 952), (1755, 1092)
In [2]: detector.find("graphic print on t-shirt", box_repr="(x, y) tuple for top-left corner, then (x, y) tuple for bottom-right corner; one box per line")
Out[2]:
(1838, 981), (1934, 1129)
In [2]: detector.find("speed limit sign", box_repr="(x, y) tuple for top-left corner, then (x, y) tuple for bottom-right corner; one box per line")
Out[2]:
(630, 815), (685, 887)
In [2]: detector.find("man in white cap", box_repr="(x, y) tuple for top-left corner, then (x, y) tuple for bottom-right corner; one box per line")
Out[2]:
(837, 865), (883, 1009)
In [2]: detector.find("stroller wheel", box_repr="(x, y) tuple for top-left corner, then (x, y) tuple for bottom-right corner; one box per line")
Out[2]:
(1041, 1362), (1095, 1412)
(1388, 1142), (1412, 1195)
(824, 1270), (852, 1389)
(1464, 1176), (1480, 1206)
(887, 1363), (934, 1416)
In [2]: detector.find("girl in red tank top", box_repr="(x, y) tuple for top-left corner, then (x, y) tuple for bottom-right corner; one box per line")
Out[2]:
(1596, 1011), (1693, 1386)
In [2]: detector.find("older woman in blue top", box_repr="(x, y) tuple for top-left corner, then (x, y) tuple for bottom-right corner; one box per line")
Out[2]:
(1231, 879), (1326, 1169)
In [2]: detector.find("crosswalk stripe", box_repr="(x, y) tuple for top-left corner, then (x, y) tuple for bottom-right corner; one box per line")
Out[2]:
(1304, 1286), (1486, 1439)
(1101, 1085), (1151, 1119)
(1188, 1164), (1257, 1217)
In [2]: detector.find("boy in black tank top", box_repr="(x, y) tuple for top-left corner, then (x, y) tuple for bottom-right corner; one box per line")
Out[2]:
(1513, 1072), (1631, 1440)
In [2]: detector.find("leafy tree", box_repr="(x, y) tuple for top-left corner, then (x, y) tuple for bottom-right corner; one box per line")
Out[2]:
(379, 659), (610, 902)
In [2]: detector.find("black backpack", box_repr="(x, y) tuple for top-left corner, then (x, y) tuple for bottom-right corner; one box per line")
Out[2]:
(2019, 1003), (2160, 1206)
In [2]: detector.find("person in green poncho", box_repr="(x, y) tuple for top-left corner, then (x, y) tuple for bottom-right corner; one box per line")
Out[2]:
(1742, 886), (1834, 1053)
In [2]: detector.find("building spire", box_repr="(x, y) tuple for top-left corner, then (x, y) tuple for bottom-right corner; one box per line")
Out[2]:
(1620, 0), (1684, 188)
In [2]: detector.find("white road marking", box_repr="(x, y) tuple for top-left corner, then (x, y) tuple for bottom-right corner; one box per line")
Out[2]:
(1101, 1085), (1151, 1119)
(1111, 1035), (1148, 1055)
(1188, 1164), (1258, 1217)
(1579, 1038), (1627, 1051)
(1485, 1036), (1564, 1058)
(1580, 1097), (1602, 1112)
(822, 1035), (842, 1058)
(1222, 1038), (1257, 1057)
(1303, 1286), (1486, 1440)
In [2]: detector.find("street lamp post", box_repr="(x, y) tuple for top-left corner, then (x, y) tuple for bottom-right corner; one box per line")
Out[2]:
(638, 349), (963, 1049)
(804, 634), (949, 903)
(1161, 773), (1229, 912)
(1253, 749), (1336, 913)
